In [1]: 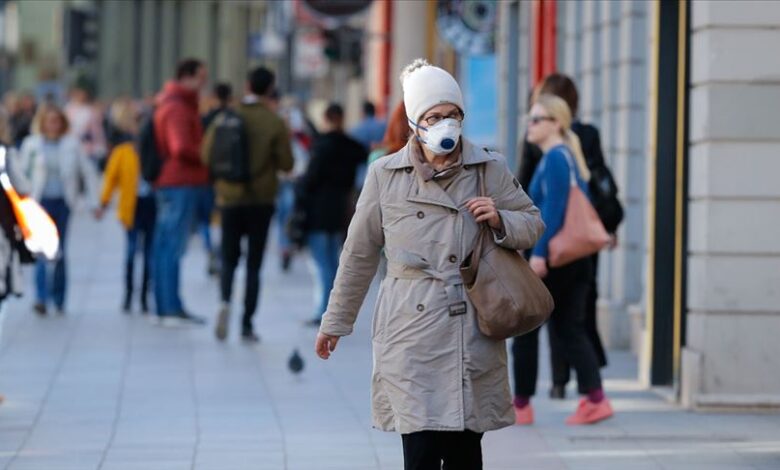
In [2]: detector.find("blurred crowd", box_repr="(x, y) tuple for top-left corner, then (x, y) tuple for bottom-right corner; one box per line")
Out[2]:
(0, 58), (397, 342)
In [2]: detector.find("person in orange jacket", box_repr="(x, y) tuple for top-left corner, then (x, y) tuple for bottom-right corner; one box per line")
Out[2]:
(96, 98), (155, 313)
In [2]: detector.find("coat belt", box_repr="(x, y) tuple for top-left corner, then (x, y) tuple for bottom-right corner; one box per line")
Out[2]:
(386, 251), (467, 316)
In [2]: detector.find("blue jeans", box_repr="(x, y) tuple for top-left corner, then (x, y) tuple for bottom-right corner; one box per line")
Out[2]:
(307, 231), (341, 319)
(36, 198), (70, 308)
(152, 187), (199, 316)
(195, 186), (215, 253)
(276, 181), (295, 253)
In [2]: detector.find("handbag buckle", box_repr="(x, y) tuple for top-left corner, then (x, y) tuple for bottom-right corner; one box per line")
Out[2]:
(449, 302), (467, 316)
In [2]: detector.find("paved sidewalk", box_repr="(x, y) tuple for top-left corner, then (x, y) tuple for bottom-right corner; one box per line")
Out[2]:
(0, 209), (779, 470)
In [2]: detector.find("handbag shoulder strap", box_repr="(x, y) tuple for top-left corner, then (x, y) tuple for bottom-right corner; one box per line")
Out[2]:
(466, 162), (489, 265)
(478, 161), (487, 198)
(559, 147), (578, 188)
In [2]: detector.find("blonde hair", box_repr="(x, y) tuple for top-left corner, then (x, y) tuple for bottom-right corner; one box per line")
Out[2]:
(534, 93), (591, 181)
(32, 104), (70, 138)
(110, 98), (138, 135)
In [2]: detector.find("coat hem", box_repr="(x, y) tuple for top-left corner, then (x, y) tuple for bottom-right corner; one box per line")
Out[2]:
(372, 419), (514, 435)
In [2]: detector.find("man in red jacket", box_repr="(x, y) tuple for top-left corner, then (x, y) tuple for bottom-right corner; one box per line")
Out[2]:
(152, 58), (209, 325)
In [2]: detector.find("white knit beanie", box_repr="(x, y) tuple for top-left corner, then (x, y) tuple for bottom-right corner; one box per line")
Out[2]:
(400, 59), (465, 130)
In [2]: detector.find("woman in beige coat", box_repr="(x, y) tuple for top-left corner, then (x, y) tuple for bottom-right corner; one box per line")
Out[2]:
(315, 59), (545, 470)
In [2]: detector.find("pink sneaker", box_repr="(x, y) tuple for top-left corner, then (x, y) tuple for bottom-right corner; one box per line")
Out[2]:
(565, 398), (614, 425)
(514, 404), (534, 425)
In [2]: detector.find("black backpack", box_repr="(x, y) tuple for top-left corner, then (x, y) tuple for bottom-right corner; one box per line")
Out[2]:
(137, 110), (163, 183)
(208, 109), (250, 182)
(588, 163), (624, 234)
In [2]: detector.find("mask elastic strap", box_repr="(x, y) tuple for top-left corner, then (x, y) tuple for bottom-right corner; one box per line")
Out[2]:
(409, 118), (428, 144)
(408, 118), (428, 132)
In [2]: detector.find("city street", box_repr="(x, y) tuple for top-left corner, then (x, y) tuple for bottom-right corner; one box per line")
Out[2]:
(0, 208), (778, 470)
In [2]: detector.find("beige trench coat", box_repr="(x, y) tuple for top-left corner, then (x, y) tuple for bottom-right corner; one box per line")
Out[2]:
(320, 139), (544, 434)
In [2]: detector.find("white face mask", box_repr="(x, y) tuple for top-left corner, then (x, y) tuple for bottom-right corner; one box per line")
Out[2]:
(416, 118), (462, 155)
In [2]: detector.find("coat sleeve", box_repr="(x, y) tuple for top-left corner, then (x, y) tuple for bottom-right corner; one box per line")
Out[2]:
(272, 121), (295, 173)
(99, 148), (122, 207)
(319, 163), (384, 337)
(576, 123), (606, 170)
(201, 120), (215, 166)
(531, 152), (570, 259)
(296, 139), (325, 198)
(490, 158), (545, 251)
(12, 139), (34, 193)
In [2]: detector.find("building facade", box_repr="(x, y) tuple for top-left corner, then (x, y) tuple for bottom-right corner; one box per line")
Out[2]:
(3, 0), (269, 100)
(497, 0), (780, 408)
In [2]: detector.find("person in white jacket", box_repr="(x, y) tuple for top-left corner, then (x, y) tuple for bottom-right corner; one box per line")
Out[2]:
(17, 104), (98, 315)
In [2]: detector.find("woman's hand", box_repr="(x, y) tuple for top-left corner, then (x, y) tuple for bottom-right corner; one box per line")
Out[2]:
(530, 256), (548, 278)
(466, 197), (501, 230)
(315, 333), (340, 360)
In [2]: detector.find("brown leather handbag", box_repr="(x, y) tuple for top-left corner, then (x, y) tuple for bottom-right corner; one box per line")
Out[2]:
(548, 150), (611, 268)
(460, 165), (554, 340)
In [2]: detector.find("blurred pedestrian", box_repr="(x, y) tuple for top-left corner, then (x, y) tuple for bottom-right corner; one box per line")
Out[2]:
(197, 83), (236, 277)
(315, 59), (544, 469)
(513, 93), (614, 426)
(297, 103), (366, 327)
(96, 98), (156, 314)
(203, 67), (294, 342)
(65, 80), (107, 168)
(17, 104), (99, 315)
(151, 58), (210, 326)
(516, 73), (622, 400)
(276, 99), (312, 271)
(0, 108), (10, 147)
(350, 100), (386, 191)
(367, 102), (410, 165)
(203, 82), (234, 128)
(350, 100), (386, 151)
(0, 141), (35, 407)
(5, 92), (36, 148)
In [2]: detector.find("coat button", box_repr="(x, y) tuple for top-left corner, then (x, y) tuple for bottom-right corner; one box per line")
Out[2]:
(417, 211), (425, 219)
(405, 167), (413, 173)
(449, 255), (457, 263)
(450, 208), (458, 215)
(464, 165), (471, 170)
(416, 304), (424, 312)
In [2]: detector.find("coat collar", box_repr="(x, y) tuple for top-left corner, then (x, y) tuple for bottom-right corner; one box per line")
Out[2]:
(383, 138), (497, 171)
(388, 139), (499, 212)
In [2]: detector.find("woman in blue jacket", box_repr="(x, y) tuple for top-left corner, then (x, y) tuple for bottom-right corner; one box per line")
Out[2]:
(513, 94), (614, 426)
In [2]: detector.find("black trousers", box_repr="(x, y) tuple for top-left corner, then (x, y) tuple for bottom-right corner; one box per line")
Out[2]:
(550, 253), (608, 392)
(125, 196), (156, 306)
(401, 431), (483, 470)
(219, 204), (274, 328)
(512, 256), (602, 397)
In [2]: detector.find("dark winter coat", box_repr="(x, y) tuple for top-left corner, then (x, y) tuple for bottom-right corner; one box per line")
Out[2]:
(296, 131), (366, 233)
